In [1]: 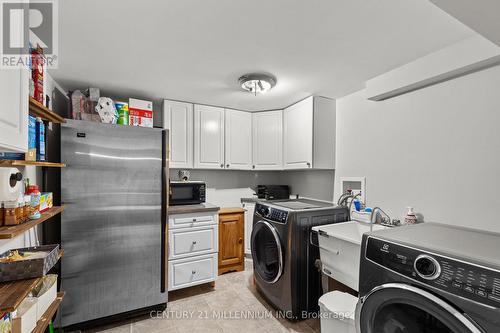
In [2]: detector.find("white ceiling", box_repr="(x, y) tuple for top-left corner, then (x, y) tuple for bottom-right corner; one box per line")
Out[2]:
(431, 0), (500, 47)
(50, 0), (474, 111)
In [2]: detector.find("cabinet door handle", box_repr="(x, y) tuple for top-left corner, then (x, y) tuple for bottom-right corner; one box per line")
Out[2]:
(252, 165), (255, 169)
(238, 238), (243, 244)
(306, 162), (311, 167)
(226, 164), (230, 168)
(220, 164), (224, 168)
(192, 241), (197, 245)
(192, 218), (197, 222)
(192, 270), (196, 275)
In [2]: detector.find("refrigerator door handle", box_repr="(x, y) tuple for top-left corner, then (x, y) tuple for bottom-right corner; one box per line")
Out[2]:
(161, 129), (169, 293)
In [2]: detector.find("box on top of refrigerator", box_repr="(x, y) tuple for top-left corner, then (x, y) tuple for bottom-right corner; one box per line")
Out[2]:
(129, 98), (153, 128)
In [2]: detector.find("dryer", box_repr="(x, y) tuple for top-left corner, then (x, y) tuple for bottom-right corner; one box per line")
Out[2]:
(357, 223), (500, 332)
(251, 199), (349, 320)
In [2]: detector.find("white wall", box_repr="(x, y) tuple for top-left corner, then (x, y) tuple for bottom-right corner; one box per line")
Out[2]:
(171, 168), (335, 208)
(335, 64), (500, 232)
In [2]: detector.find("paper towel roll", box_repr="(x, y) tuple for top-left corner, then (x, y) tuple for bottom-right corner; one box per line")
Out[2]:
(0, 167), (22, 202)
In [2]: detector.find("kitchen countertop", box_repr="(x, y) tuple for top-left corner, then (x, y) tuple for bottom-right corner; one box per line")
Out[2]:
(241, 197), (265, 204)
(219, 207), (245, 214)
(168, 203), (220, 215)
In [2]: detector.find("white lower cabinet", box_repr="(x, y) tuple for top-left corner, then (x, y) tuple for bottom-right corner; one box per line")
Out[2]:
(169, 225), (217, 260)
(242, 202), (255, 255)
(169, 253), (218, 291)
(168, 211), (219, 291)
(169, 212), (216, 229)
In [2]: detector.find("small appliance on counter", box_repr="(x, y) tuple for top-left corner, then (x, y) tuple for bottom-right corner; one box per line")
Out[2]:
(169, 181), (206, 206)
(256, 185), (290, 200)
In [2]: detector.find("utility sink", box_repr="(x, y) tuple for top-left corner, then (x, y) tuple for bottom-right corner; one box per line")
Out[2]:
(312, 221), (388, 291)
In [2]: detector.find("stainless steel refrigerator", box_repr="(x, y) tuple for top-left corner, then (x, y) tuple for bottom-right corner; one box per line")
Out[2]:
(60, 120), (168, 327)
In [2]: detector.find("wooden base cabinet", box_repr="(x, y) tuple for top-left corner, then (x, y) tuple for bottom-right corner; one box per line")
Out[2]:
(218, 208), (245, 275)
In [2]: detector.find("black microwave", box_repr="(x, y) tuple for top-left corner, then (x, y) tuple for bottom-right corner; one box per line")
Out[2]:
(169, 181), (206, 206)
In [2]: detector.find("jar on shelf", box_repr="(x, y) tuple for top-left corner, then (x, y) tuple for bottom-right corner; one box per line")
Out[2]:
(4, 201), (18, 226)
(0, 201), (4, 226)
(24, 195), (32, 220)
(17, 196), (25, 223)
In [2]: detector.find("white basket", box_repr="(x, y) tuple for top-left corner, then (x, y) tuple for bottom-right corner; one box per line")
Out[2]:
(350, 210), (371, 223)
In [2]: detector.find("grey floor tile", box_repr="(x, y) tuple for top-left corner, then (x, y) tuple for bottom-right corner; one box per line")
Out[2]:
(130, 316), (177, 333)
(90, 269), (319, 333)
(174, 318), (223, 333)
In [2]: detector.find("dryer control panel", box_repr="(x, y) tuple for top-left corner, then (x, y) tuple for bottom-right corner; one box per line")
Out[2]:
(255, 204), (288, 223)
(366, 236), (500, 308)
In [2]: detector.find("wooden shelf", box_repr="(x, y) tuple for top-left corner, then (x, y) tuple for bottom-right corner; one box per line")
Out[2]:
(0, 278), (40, 312)
(29, 97), (66, 124)
(0, 206), (65, 239)
(0, 160), (66, 168)
(0, 249), (64, 312)
(32, 292), (65, 333)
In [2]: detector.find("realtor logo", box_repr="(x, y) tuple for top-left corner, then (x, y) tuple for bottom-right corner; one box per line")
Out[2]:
(1, 0), (58, 68)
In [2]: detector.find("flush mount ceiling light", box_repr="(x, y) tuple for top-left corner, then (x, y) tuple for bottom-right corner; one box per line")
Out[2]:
(238, 73), (277, 95)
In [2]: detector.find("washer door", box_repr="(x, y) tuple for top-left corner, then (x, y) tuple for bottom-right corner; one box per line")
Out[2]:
(356, 283), (485, 333)
(251, 220), (283, 284)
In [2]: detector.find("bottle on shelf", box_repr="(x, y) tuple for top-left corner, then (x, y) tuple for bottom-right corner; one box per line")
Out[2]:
(25, 179), (42, 220)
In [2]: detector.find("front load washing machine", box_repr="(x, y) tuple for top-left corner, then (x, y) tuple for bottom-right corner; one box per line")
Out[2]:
(357, 222), (500, 332)
(250, 199), (349, 320)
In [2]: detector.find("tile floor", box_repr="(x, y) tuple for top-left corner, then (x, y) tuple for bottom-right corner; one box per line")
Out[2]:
(86, 260), (320, 333)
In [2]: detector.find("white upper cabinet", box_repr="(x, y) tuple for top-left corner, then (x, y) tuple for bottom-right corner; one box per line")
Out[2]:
(0, 67), (29, 152)
(0, 10), (28, 153)
(163, 100), (193, 169)
(283, 96), (335, 169)
(252, 111), (283, 170)
(224, 109), (252, 170)
(194, 105), (225, 169)
(284, 98), (313, 169)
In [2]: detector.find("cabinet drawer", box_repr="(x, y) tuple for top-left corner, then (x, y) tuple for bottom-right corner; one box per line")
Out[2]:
(169, 212), (218, 229)
(168, 253), (217, 291)
(169, 225), (218, 260)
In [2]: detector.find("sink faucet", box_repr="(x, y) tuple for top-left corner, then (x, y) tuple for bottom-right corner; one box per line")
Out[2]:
(337, 190), (354, 207)
(370, 207), (392, 232)
(370, 207), (390, 225)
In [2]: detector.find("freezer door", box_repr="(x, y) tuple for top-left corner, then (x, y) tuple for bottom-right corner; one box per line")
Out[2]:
(61, 120), (167, 327)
